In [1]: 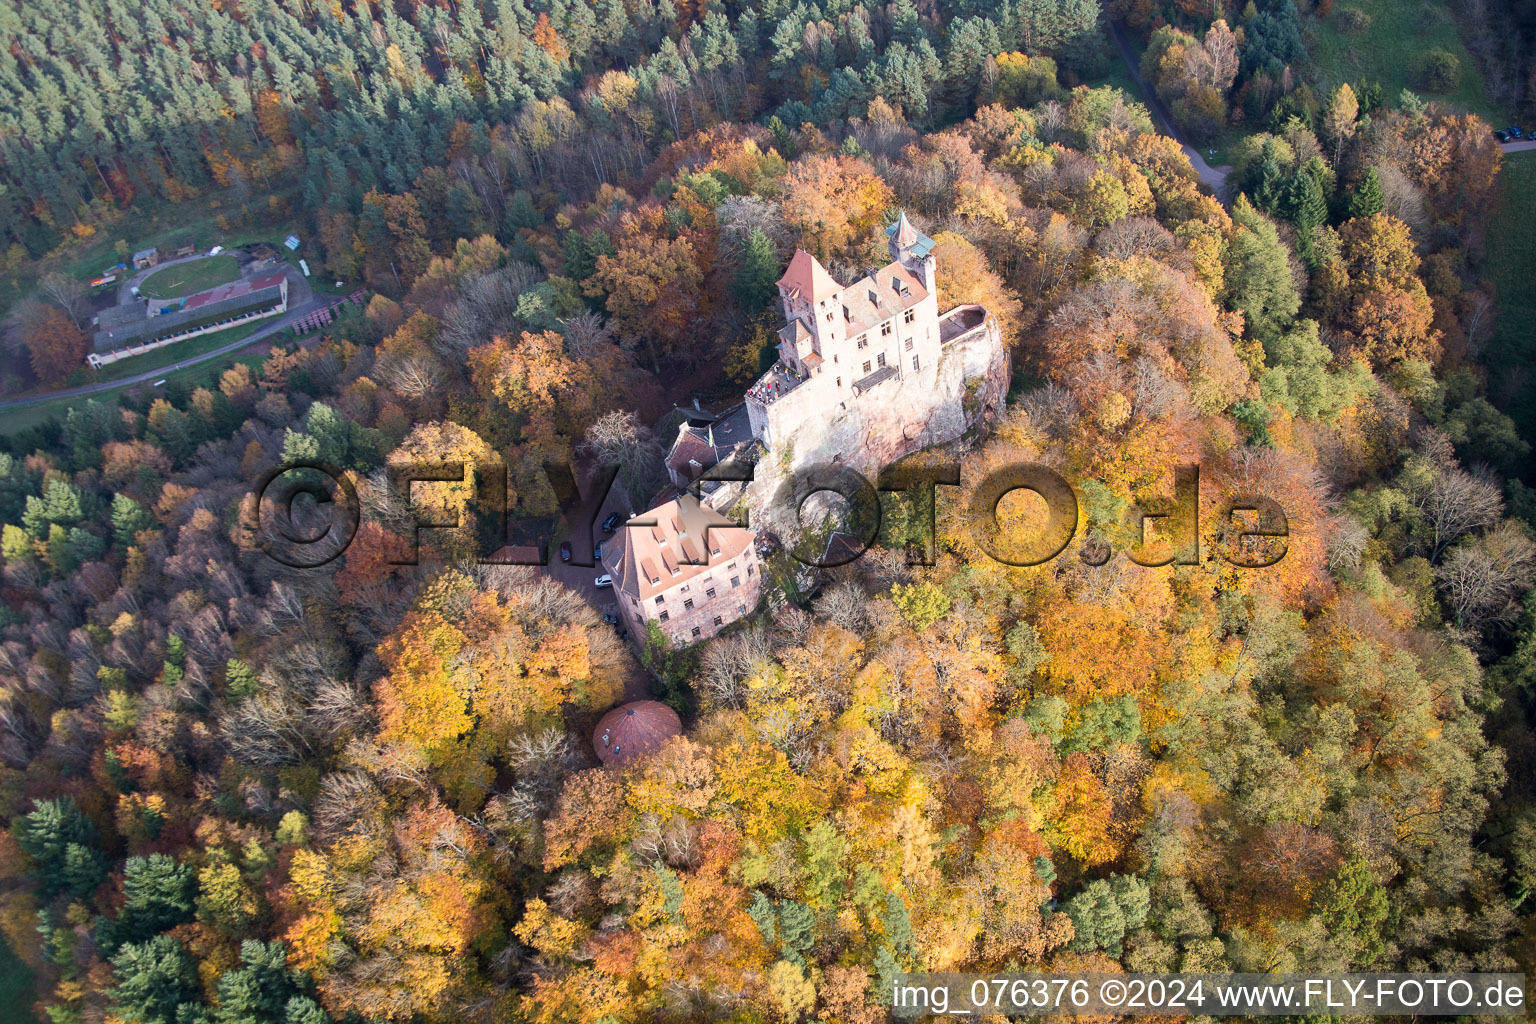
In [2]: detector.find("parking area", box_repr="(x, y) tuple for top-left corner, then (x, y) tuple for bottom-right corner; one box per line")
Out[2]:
(541, 468), (636, 624)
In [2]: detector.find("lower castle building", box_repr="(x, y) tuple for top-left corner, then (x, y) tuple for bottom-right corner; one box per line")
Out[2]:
(603, 494), (761, 647)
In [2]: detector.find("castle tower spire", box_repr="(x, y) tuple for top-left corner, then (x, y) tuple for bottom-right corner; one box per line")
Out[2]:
(886, 212), (936, 293)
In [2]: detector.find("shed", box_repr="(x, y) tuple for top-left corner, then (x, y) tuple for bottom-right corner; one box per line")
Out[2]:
(132, 247), (160, 269)
(593, 701), (682, 764)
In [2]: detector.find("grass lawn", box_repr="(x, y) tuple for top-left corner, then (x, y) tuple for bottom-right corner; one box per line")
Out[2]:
(1484, 150), (1536, 446)
(138, 254), (240, 299)
(0, 934), (37, 1024)
(0, 182), (311, 317)
(96, 322), (262, 382)
(1305, 0), (1500, 122)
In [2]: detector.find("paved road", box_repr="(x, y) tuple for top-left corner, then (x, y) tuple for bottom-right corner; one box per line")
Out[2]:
(1109, 19), (1233, 200)
(0, 280), (326, 412)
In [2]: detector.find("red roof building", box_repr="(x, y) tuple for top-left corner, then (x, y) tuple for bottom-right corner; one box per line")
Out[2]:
(602, 493), (761, 647)
(593, 701), (682, 763)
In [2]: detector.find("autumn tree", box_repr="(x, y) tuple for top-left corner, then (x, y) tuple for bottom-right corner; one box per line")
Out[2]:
(23, 307), (89, 386)
(779, 155), (895, 260)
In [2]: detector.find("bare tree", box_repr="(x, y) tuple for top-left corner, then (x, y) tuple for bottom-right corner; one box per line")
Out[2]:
(579, 410), (666, 509)
(378, 351), (445, 399)
(1325, 512), (1370, 574)
(1200, 20), (1240, 92)
(696, 624), (774, 712)
(814, 580), (870, 632)
(1418, 465), (1503, 561)
(1436, 521), (1536, 632)
(559, 310), (615, 358)
(1377, 163), (1428, 236)
(38, 272), (89, 328)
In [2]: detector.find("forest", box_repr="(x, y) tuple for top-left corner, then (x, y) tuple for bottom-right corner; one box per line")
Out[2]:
(2, 0), (1536, 1022)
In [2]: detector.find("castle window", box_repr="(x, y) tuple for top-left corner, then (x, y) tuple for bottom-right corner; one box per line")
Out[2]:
(747, 565), (755, 576)
(680, 584), (689, 593)
(842, 305), (851, 320)
(731, 576), (741, 588)
(836, 377), (841, 387)
(659, 610), (669, 622)
(881, 322), (892, 336)
(654, 595), (664, 604)
(877, 353), (887, 368)
(826, 312), (833, 322)
(913, 355), (921, 370)
(706, 588), (716, 599)
(692, 627), (701, 638)
(905, 338), (913, 351)
(713, 616), (723, 627)
(862, 361), (871, 373)
(738, 604), (747, 614)
(857, 337), (867, 350)
(905, 309), (915, 323)
(684, 599), (694, 610)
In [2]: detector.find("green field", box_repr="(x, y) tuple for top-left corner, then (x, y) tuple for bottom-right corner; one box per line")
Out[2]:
(138, 254), (240, 299)
(1485, 150), (1536, 445)
(1305, 0), (1499, 121)
(99, 321), (262, 381)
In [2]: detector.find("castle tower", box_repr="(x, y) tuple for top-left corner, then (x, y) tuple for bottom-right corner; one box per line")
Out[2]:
(774, 249), (843, 377)
(887, 212), (936, 294)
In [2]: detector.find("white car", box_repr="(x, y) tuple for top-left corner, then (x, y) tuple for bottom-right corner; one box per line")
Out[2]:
(594, 575), (613, 588)
(208, 245), (223, 255)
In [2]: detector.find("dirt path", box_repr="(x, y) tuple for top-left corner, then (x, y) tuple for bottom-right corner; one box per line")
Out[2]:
(1109, 19), (1233, 201)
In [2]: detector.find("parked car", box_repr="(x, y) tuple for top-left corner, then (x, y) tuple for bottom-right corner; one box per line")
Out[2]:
(602, 612), (619, 624)
(1496, 129), (1510, 143)
(594, 574), (613, 588)
(602, 512), (623, 534)
(594, 541), (603, 562)
(1508, 126), (1525, 139)
(558, 541), (572, 563)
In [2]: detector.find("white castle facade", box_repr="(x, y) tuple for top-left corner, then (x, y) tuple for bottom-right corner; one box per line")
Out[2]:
(739, 214), (1008, 521)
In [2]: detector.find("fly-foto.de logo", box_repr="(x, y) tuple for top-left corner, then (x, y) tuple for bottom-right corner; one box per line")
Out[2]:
(242, 459), (1289, 571)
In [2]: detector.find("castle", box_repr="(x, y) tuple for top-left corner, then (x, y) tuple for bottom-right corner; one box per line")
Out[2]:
(624, 214), (1009, 646)
(738, 213), (1008, 523)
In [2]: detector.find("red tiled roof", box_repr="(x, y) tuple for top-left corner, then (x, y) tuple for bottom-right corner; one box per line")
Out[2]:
(606, 494), (755, 602)
(593, 701), (682, 763)
(777, 249), (841, 303)
(667, 426), (718, 480)
(181, 271), (286, 311)
(839, 261), (927, 338)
